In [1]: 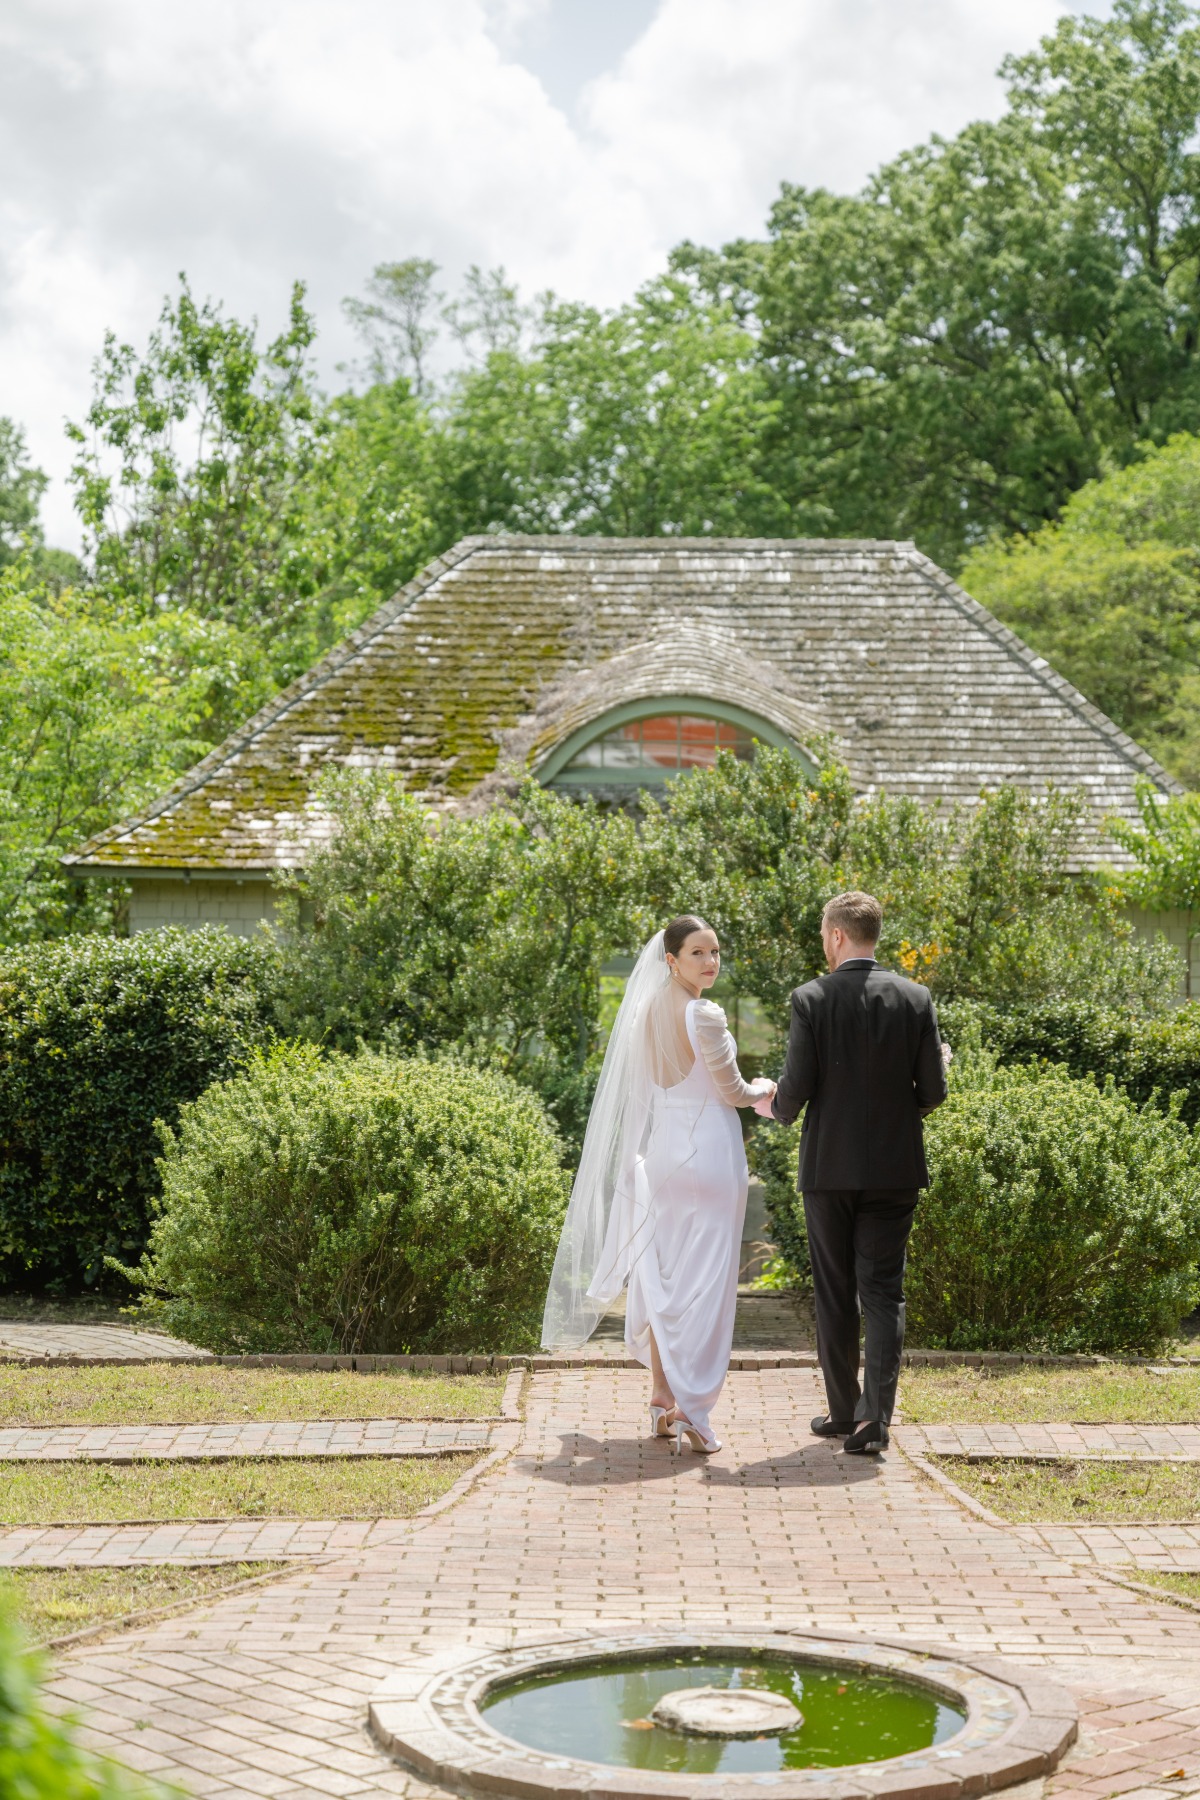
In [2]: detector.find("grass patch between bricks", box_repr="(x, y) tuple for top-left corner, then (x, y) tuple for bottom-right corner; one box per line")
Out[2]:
(0, 1453), (480, 1523)
(936, 1456), (1200, 1522)
(1112, 1568), (1200, 1604)
(0, 1363), (505, 1427)
(0, 1561), (285, 1643)
(899, 1365), (1200, 1425)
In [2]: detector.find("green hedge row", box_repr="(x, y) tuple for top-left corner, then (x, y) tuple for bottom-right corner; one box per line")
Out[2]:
(0, 930), (280, 1289)
(939, 997), (1200, 1124)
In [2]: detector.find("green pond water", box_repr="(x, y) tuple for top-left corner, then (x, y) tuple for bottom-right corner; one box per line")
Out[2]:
(480, 1654), (966, 1776)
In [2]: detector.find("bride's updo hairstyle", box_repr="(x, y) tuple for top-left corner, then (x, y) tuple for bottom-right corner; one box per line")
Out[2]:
(663, 914), (709, 956)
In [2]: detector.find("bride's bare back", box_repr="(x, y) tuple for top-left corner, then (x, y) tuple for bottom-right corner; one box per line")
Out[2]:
(646, 985), (697, 1089)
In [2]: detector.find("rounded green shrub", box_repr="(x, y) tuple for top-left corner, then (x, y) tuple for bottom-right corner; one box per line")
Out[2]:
(0, 929), (280, 1289)
(911, 1060), (1200, 1353)
(134, 1042), (569, 1354)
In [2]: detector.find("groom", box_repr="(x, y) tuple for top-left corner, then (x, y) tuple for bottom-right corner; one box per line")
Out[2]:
(755, 891), (947, 1454)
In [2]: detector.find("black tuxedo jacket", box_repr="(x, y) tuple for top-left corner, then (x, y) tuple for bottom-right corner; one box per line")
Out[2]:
(771, 960), (947, 1190)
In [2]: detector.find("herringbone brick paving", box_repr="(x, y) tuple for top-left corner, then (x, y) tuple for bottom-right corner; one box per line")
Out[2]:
(35, 1368), (1200, 1799)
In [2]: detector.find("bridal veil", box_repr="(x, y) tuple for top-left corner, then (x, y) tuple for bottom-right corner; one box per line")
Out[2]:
(540, 929), (695, 1352)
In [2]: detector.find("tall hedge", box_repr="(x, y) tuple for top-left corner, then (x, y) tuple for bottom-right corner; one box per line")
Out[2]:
(939, 998), (1200, 1126)
(0, 929), (280, 1289)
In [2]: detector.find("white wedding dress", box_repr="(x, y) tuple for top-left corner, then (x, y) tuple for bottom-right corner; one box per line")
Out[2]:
(623, 997), (760, 1447)
(541, 931), (767, 1453)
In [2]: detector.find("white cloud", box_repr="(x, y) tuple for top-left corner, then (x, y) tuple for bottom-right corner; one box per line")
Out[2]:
(0, 0), (1112, 549)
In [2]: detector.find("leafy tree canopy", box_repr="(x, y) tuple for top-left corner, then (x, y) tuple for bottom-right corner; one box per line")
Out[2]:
(963, 434), (1200, 782)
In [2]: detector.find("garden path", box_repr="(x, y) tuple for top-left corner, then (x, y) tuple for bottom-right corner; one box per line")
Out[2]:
(0, 1420), (496, 1461)
(34, 1366), (1200, 1800)
(0, 1323), (211, 1361)
(895, 1424), (1200, 1461)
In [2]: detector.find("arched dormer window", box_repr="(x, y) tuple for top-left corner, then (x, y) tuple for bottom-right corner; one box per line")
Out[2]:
(537, 696), (802, 794)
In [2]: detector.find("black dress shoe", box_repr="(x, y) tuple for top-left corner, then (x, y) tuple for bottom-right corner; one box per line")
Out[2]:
(843, 1420), (889, 1454)
(810, 1415), (856, 1437)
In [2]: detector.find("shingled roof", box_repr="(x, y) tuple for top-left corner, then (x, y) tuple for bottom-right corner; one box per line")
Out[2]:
(64, 536), (1180, 877)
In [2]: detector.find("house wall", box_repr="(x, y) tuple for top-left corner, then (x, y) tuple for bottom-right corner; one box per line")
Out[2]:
(1126, 905), (1200, 1001)
(128, 877), (278, 938)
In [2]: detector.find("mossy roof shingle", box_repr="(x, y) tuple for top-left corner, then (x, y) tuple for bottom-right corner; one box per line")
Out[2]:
(64, 535), (1179, 876)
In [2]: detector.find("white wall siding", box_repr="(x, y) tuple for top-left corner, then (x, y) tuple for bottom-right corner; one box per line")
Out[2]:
(128, 878), (277, 938)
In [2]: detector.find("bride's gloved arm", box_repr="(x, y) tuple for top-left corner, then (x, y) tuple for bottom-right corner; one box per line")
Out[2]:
(692, 1001), (768, 1108)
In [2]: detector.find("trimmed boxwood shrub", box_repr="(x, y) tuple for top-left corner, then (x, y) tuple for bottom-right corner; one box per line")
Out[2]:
(129, 1042), (570, 1354)
(910, 1059), (1200, 1353)
(0, 929), (281, 1289)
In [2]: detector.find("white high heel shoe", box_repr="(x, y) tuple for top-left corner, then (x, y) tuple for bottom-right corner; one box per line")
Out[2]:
(649, 1404), (671, 1439)
(669, 1416), (721, 1455)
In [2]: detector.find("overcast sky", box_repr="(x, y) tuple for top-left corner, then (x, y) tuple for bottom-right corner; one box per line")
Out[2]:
(1, 0), (1114, 549)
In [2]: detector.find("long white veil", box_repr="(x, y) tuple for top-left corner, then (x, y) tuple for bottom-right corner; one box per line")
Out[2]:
(541, 929), (693, 1352)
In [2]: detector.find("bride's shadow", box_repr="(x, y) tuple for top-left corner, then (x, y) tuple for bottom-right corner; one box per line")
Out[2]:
(526, 1431), (888, 1490)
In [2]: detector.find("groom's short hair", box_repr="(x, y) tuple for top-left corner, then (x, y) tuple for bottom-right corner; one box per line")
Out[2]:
(822, 890), (882, 945)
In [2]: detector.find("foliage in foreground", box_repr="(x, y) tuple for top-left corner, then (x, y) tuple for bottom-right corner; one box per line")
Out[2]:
(0, 1598), (177, 1797)
(909, 1058), (1200, 1353)
(0, 929), (280, 1289)
(127, 1042), (568, 1354)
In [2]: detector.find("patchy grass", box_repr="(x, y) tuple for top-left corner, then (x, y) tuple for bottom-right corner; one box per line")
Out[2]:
(0, 1562), (285, 1644)
(1112, 1568), (1200, 1605)
(899, 1365), (1200, 1425)
(936, 1456), (1200, 1522)
(0, 1364), (505, 1427)
(0, 1454), (479, 1524)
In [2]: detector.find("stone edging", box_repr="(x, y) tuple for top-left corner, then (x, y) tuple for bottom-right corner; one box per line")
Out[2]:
(368, 1628), (1078, 1800)
(6, 1346), (1199, 1371)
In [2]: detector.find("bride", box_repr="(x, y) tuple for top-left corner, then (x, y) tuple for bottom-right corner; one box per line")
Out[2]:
(541, 916), (776, 1454)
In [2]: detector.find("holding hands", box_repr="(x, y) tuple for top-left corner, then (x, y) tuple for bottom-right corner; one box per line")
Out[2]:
(749, 1077), (777, 1119)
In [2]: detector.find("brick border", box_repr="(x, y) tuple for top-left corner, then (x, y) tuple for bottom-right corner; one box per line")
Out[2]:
(5, 1347), (1199, 1371)
(369, 1629), (1078, 1800)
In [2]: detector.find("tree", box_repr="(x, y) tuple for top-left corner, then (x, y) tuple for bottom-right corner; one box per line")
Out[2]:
(0, 561), (269, 943)
(442, 264), (529, 362)
(68, 278), (330, 684)
(342, 258), (444, 394)
(0, 417), (47, 568)
(962, 433), (1200, 783)
(1110, 776), (1200, 993)
(431, 276), (784, 541)
(678, 0), (1200, 568)
(274, 772), (644, 1149)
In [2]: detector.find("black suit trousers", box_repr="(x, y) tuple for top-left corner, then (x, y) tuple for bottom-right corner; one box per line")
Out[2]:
(803, 1188), (917, 1426)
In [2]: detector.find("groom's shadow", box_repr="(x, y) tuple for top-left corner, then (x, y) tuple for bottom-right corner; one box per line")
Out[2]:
(526, 1430), (888, 1490)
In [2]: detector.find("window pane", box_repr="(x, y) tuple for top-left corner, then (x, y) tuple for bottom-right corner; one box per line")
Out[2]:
(602, 723), (645, 769)
(561, 713), (765, 778)
(678, 716), (720, 769)
(640, 716), (681, 770)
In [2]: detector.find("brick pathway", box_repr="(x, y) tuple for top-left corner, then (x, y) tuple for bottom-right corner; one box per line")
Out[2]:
(0, 1323), (210, 1362)
(895, 1424), (1200, 1461)
(1014, 1523), (1200, 1572)
(0, 1420), (495, 1462)
(32, 1367), (1200, 1800)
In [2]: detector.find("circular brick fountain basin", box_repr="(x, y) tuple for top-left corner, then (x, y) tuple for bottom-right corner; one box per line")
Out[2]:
(369, 1628), (1078, 1800)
